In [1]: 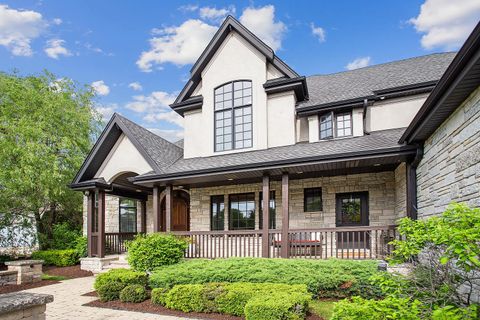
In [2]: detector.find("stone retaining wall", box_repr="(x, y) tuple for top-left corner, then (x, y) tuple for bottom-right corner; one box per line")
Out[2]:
(0, 270), (17, 287)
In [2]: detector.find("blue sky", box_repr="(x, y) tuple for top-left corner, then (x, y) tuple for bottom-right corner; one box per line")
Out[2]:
(1, 0), (479, 141)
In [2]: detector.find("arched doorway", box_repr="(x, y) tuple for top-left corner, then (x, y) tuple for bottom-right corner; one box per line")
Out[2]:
(161, 190), (190, 231)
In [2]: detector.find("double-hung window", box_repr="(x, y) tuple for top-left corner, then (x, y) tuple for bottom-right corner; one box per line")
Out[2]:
(119, 198), (137, 233)
(210, 195), (225, 231)
(319, 111), (352, 139)
(229, 193), (255, 230)
(214, 80), (252, 152)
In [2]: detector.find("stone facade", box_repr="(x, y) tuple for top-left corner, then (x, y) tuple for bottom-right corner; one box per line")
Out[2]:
(417, 86), (480, 218)
(0, 270), (17, 287)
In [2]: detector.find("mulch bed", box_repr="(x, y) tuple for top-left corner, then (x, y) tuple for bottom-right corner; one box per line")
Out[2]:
(84, 298), (323, 320)
(0, 265), (93, 294)
(44, 265), (93, 278)
(0, 279), (60, 294)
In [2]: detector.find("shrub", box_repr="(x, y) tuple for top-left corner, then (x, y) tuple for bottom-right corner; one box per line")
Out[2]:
(331, 296), (422, 320)
(74, 236), (87, 258)
(432, 305), (478, 320)
(152, 282), (312, 319)
(31, 249), (78, 266)
(51, 223), (81, 250)
(126, 233), (189, 272)
(94, 268), (148, 302)
(97, 281), (125, 302)
(94, 268), (148, 291)
(149, 258), (381, 298)
(151, 287), (170, 306)
(119, 284), (148, 303)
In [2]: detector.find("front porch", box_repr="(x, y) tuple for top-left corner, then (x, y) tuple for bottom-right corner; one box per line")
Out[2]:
(81, 166), (408, 263)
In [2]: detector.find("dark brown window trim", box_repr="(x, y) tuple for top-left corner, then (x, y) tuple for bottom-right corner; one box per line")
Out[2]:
(304, 187), (323, 212)
(318, 110), (353, 140)
(210, 195), (225, 231)
(119, 198), (137, 233)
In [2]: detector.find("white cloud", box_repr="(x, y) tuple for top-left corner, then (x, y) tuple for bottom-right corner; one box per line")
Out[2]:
(410, 0), (480, 49)
(143, 111), (184, 127)
(0, 4), (46, 56)
(137, 19), (218, 72)
(178, 4), (199, 13)
(125, 91), (176, 113)
(147, 128), (184, 143)
(91, 80), (110, 96)
(128, 82), (143, 91)
(95, 103), (117, 122)
(44, 39), (71, 59)
(346, 56), (371, 70)
(239, 5), (286, 51)
(52, 18), (62, 25)
(310, 23), (326, 42)
(199, 6), (236, 22)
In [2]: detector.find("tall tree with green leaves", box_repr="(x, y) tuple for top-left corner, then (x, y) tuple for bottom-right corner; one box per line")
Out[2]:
(0, 71), (101, 250)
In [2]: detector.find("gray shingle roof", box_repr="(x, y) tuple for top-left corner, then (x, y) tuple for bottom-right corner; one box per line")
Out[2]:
(298, 52), (456, 109)
(159, 128), (408, 175)
(116, 115), (183, 173)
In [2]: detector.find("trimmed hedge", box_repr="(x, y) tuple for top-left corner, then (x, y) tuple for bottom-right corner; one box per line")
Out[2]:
(126, 233), (189, 272)
(152, 282), (311, 320)
(94, 268), (148, 302)
(150, 258), (381, 298)
(31, 249), (78, 266)
(331, 296), (422, 320)
(119, 284), (148, 303)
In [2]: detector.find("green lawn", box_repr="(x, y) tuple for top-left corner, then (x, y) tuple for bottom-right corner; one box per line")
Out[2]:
(309, 300), (336, 320)
(41, 274), (67, 281)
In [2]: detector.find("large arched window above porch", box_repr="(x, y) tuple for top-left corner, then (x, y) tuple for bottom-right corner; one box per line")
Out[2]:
(214, 80), (252, 152)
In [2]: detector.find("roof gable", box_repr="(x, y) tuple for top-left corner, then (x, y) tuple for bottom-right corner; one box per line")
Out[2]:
(71, 113), (183, 185)
(172, 16), (299, 106)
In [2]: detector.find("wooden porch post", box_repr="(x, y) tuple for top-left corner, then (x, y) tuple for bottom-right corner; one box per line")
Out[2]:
(281, 173), (290, 258)
(97, 189), (106, 258)
(140, 199), (147, 233)
(262, 175), (270, 258)
(153, 186), (161, 232)
(86, 191), (94, 257)
(165, 184), (173, 232)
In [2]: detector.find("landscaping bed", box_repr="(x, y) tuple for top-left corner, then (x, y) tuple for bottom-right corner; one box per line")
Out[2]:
(43, 265), (93, 279)
(84, 298), (327, 320)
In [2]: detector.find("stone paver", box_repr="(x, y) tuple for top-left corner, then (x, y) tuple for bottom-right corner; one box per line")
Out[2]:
(22, 276), (190, 320)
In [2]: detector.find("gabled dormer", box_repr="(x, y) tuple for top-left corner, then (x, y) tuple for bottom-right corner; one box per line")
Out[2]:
(170, 16), (308, 159)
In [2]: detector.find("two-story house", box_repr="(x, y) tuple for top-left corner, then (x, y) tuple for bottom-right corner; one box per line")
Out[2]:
(70, 16), (480, 272)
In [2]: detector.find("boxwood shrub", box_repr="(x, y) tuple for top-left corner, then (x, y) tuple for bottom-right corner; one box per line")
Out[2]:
(149, 258), (381, 298)
(126, 233), (189, 272)
(31, 249), (79, 266)
(94, 268), (148, 302)
(151, 282), (311, 320)
(119, 284), (148, 303)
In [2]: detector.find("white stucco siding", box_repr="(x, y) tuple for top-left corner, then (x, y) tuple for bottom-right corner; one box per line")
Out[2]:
(367, 94), (427, 132)
(266, 63), (283, 80)
(296, 118), (309, 143)
(267, 91), (296, 148)
(352, 108), (364, 136)
(183, 31), (269, 158)
(94, 134), (153, 182)
(308, 115), (319, 143)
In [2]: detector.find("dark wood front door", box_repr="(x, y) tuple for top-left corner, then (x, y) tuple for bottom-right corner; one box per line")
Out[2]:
(161, 191), (190, 231)
(336, 192), (369, 249)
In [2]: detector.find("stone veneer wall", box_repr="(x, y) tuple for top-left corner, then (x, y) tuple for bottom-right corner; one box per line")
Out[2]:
(82, 170), (407, 234)
(417, 86), (480, 218)
(189, 170), (403, 231)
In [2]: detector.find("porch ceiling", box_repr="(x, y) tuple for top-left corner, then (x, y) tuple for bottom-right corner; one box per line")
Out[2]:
(133, 151), (413, 188)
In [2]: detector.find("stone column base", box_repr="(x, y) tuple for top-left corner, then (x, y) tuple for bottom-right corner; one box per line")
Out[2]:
(80, 256), (118, 273)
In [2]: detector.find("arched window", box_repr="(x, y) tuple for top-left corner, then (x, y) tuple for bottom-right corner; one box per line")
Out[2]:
(214, 80), (252, 152)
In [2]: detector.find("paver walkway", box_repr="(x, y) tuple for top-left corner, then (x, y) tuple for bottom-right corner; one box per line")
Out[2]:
(23, 276), (189, 320)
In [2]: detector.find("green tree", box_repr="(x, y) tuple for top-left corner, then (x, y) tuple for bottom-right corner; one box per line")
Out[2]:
(0, 71), (101, 250)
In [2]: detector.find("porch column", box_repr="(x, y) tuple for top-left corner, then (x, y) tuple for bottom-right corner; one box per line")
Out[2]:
(86, 191), (94, 257)
(165, 184), (172, 232)
(281, 173), (290, 258)
(140, 200), (147, 233)
(153, 186), (161, 232)
(97, 189), (106, 258)
(262, 175), (270, 258)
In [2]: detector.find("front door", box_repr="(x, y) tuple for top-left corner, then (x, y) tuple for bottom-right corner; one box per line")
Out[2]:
(161, 190), (190, 231)
(336, 192), (369, 249)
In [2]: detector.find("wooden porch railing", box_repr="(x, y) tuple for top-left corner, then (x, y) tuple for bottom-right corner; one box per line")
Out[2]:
(105, 232), (137, 254)
(172, 225), (399, 260)
(103, 225), (399, 259)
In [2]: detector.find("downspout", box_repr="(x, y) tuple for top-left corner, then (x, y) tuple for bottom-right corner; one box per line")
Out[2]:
(406, 145), (423, 220)
(362, 98), (370, 135)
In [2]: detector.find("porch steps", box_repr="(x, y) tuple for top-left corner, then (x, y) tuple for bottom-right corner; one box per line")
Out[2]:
(100, 255), (130, 272)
